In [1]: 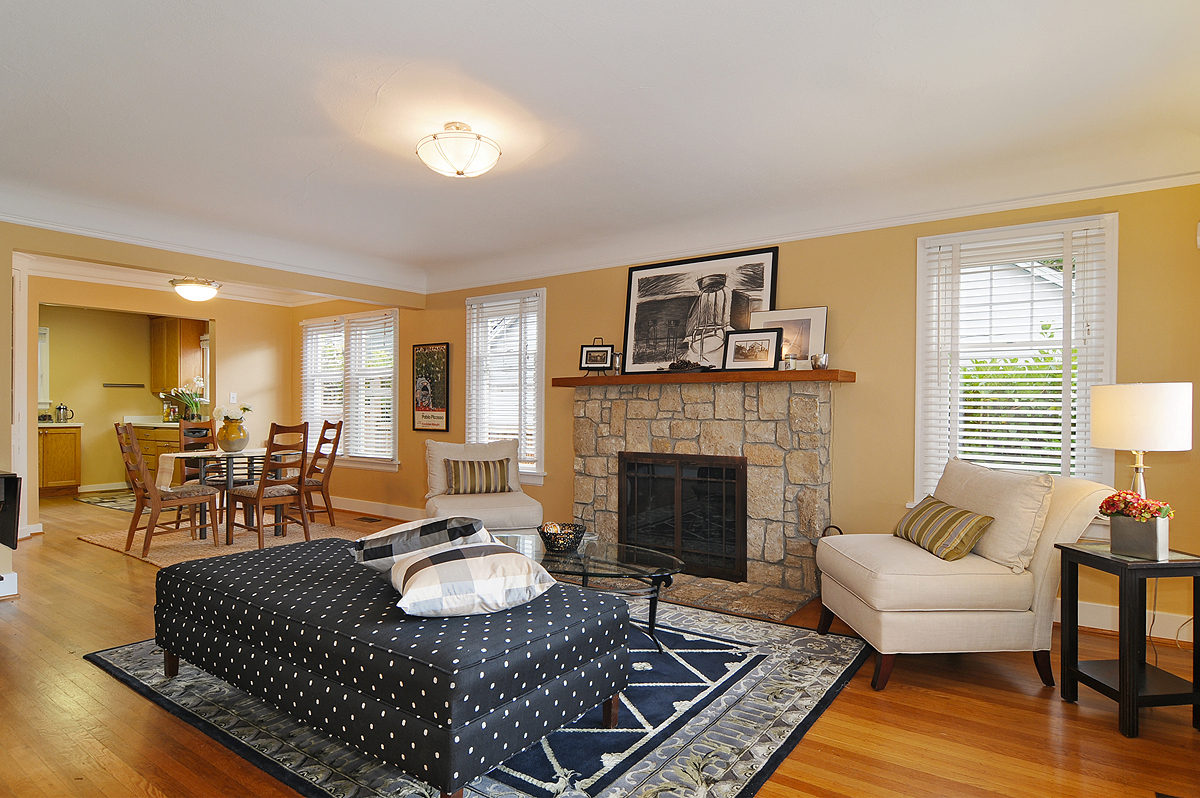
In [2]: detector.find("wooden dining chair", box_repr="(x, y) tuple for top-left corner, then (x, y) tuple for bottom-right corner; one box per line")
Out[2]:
(115, 423), (221, 556)
(302, 420), (342, 526)
(227, 422), (311, 549)
(178, 419), (217, 483)
(179, 419), (252, 519)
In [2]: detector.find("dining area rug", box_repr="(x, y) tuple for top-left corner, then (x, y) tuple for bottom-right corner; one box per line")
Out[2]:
(78, 521), (361, 568)
(87, 600), (868, 798)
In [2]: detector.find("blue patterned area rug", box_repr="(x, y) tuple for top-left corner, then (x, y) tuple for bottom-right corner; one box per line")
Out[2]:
(86, 602), (868, 798)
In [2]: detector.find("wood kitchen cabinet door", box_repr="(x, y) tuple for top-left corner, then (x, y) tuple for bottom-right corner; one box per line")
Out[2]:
(38, 427), (81, 496)
(150, 316), (206, 394)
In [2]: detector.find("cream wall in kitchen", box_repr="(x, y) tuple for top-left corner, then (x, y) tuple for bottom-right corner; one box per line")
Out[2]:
(38, 305), (164, 488)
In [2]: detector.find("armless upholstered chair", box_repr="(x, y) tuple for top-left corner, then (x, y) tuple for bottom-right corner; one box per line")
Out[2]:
(424, 439), (543, 534)
(816, 458), (1111, 690)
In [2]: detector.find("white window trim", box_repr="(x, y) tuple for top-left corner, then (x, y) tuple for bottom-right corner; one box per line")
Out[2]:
(300, 308), (400, 468)
(914, 213), (1117, 501)
(465, 287), (546, 479)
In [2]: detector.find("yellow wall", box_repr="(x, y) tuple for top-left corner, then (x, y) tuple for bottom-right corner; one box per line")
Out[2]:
(4, 183), (1199, 617)
(38, 305), (165, 487)
(329, 183), (1200, 617)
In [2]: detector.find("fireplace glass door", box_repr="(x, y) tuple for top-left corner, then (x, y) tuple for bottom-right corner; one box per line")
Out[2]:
(618, 452), (747, 581)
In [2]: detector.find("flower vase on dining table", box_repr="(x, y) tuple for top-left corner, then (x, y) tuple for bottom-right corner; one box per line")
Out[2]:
(217, 419), (249, 452)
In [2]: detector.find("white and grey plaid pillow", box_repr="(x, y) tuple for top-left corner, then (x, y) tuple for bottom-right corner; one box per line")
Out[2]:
(390, 541), (555, 617)
(352, 516), (491, 572)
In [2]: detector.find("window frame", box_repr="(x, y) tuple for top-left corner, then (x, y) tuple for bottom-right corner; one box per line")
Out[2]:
(300, 308), (399, 470)
(464, 287), (546, 483)
(914, 214), (1118, 500)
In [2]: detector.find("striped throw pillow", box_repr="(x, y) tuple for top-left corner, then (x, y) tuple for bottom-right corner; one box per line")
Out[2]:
(894, 495), (994, 561)
(353, 516), (492, 572)
(445, 458), (511, 495)
(391, 541), (555, 617)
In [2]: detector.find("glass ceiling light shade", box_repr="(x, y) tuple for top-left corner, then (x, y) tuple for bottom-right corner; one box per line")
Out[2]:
(1090, 382), (1193, 497)
(415, 122), (501, 178)
(169, 277), (221, 301)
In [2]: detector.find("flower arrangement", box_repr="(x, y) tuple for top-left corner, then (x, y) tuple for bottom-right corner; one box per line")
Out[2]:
(213, 403), (253, 423)
(1099, 490), (1174, 522)
(169, 378), (208, 420)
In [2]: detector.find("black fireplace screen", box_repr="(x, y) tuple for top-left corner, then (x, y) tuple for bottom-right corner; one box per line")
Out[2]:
(618, 451), (747, 581)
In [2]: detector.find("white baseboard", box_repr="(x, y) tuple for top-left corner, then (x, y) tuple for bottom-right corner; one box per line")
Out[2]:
(19, 523), (42, 539)
(79, 482), (130, 493)
(1054, 598), (1194, 644)
(0, 572), (17, 598)
(329, 496), (423, 524)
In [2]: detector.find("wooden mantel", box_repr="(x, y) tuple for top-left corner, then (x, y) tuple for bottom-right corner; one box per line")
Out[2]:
(551, 369), (855, 387)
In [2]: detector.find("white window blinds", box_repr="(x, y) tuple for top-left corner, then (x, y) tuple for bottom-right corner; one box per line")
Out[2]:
(915, 215), (1116, 498)
(465, 288), (545, 475)
(300, 309), (398, 461)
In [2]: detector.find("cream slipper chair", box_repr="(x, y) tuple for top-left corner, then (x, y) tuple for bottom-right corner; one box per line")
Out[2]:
(816, 458), (1111, 689)
(424, 439), (544, 534)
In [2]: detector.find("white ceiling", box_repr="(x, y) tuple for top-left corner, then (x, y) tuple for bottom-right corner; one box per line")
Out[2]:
(2, 1), (1199, 296)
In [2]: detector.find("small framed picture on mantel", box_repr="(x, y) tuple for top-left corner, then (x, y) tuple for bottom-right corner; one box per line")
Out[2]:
(721, 327), (783, 371)
(580, 344), (615, 371)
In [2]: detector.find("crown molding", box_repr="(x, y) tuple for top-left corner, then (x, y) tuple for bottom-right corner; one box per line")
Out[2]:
(19, 254), (328, 307)
(0, 182), (426, 295)
(425, 170), (1200, 294)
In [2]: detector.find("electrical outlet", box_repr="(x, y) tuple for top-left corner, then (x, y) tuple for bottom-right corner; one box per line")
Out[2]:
(229, 392), (237, 403)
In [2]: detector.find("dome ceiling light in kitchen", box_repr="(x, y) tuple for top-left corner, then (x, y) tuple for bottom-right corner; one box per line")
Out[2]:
(169, 277), (220, 301)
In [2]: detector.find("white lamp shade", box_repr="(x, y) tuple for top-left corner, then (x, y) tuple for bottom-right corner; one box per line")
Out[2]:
(1090, 382), (1193, 452)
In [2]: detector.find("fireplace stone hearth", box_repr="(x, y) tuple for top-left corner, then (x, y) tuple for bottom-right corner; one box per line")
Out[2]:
(569, 376), (835, 600)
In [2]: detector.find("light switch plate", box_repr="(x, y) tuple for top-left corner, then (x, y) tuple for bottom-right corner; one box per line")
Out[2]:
(229, 392), (237, 403)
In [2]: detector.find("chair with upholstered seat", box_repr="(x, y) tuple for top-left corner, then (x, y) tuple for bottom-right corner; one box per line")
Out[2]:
(302, 420), (342, 525)
(424, 439), (543, 534)
(178, 418), (252, 520)
(816, 458), (1111, 690)
(115, 423), (221, 556)
(227, 422), (311, 549)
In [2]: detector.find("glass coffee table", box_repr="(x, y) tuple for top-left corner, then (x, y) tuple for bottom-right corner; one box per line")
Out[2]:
(494, 534), (685, 651)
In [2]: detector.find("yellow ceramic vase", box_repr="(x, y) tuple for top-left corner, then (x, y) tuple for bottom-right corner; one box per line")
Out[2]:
(216, 419), (249, 452)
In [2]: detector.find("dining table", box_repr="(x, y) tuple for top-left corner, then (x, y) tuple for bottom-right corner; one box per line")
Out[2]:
(156, 447), (267, 544)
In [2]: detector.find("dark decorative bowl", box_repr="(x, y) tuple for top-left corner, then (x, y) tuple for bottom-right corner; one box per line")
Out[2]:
(538, 522), (586, 552)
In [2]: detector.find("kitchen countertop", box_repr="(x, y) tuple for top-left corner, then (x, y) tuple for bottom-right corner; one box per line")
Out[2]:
(123, 415), (199, 428)
(38, 422), (83, 428)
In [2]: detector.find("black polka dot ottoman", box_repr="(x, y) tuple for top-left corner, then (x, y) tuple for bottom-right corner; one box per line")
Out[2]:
(154, 537), (629, 797)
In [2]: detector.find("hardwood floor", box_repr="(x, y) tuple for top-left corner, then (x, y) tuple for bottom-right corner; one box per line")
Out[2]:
(2, 497), (1196, 797)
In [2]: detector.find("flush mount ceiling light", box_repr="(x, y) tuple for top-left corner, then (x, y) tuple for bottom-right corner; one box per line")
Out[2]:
(416, 121), (501, 178)
(170, 277), (220, 301)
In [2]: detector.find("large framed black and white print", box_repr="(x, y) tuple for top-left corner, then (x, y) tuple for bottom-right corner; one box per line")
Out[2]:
(413, 343), (449, 431)
(621, 247), (778, 373)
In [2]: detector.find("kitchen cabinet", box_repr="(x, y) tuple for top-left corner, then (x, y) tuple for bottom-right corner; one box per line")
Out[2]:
(133, 426), (182, 484)
(150, 316), (206, 395)
(38, 425), (81, 496)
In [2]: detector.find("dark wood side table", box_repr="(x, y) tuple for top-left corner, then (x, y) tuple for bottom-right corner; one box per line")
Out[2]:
(1057, 541), (1199, 737)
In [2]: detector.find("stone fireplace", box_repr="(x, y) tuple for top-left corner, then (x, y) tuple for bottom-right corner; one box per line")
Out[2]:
(560, 371), (850, 602)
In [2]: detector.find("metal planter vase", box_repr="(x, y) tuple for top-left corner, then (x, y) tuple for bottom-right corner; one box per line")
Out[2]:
(1108, 514), (1170, 560)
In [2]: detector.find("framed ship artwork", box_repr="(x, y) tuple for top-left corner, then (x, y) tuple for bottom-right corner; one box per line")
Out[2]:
(413, 342), (449, 431)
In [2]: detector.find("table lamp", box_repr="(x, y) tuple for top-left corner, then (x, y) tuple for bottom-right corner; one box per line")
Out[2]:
(1089, 382), (1193, 498)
